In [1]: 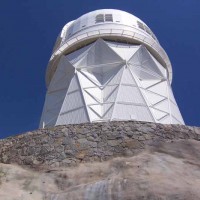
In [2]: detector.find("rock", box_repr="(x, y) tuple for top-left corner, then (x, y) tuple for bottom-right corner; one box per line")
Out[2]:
(123, 139), (142, 149)
(0, 140), (200, 199)
(0, 121), (199, 171)
(107, 140), (120, 147)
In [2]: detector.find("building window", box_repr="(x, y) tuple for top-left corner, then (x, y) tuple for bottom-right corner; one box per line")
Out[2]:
(137, 21), (145, 30)
(145, 25), (152, 35)
(137, 21), (156, 41)
(105, 14), (113, 22)
(95, 14), (104, 23)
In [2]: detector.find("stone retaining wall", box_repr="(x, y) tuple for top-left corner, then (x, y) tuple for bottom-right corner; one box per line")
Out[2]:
(0, 121), (200, 169)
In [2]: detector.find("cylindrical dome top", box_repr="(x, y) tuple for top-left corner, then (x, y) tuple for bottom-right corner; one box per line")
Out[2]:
(46, 9), (172, 86)
(63, 9), (158, 42)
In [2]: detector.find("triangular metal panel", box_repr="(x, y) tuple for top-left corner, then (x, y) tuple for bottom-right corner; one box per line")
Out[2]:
(148, 53), (167, 78)
(150, 107), (168, 121)
(58, 75), (86, 123)
(45, 90), (67, 109)
(56, 107), (89, 125)
(82, 90), (100, 105)
(48, 56), (75, 92)
(129, 66), (162, 81)
(159, 115), (171, 124)
(81, 63), (123, 86)
(154, 99), (170, 113)
(121, 67), (137, 85)
(144, 90), (167, 106)
(59, 90), (84, 114)
(67, 75), (80, 93)
(117, 85), (145, 104)
(106, 65), (124, 86)
(87, 106), (101, 121)
(78, 70), (100, 87)
(106, 41), (140, 60)
(74, 38), (123, 68)
(170, 102), (184, 124)
(88, 103), (114, 119)
(128, 45), (163, 78)
(84, 87), (102, 103)
(103, 85), (119, 102)
(89, 104), (102, 117)
(103, 103), (114, 119)
(140, 79), (162, 89)
(112, 103), (154, 122)
(66, 43), (93, 65)
(147, 81), (168, 97)
(42, 113), (57, 127)
(171, 117), (180, 124)
(168, 86), (177, 104)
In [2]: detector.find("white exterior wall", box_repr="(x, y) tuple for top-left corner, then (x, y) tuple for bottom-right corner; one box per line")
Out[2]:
(40, 39), (184, 127)
(40, 9), (184, 128)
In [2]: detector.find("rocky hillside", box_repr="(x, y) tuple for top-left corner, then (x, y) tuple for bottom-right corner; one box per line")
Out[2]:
(0, 121), (200, 199)
(0, 139), (200, 199)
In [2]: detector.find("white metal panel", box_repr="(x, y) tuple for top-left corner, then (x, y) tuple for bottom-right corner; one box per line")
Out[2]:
(67, 75), (80, 93)
(41, 36), (184, 127)
(117, 85), (145, 104)
(121, 67), (137, 85)
(60, 90), (84, 114)
(149, 53), (167, 78)
(74, 39), (123, 68)
(171, 116), (182, 125)
(103, 85), (119, 102)
(113, 103), (154, 122)
(88, 106), (101, 121)
(154, 99), (169, 113)
(168, 86), (177, 104)
(57, 74), (87, 125)
(106, 41), (139, 60)
(66, 43), (93, 64)
(83, 91), (100, 104)
(150, 108), (168, 121)
(84, 87), (102, 102)
(45, 90), (66, 109)
(103, 103), (114, 119)
(89, 104), (102, 117)
(140, 79), (161, 89)
(130, 67), (161, 80)
(147, 81), (168, 97)
(129, 46), (163, 78)
(78, 71), (97, 88)
(42, 113), (57, 127)
(48, 56), (75, 92)
(80, 70), (101, 86)
(170, 101), (184, 124)
(106, 65), (124, 85)
(144, 90), (166, 106)
(57, 107), (89, 125)
(159, 115), (171, 124)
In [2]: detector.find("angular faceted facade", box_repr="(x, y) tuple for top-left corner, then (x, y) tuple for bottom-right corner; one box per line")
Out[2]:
(40, 9), (184, 128)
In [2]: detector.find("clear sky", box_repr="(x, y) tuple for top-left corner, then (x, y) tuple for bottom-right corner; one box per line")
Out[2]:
(0, 0), (200, 138)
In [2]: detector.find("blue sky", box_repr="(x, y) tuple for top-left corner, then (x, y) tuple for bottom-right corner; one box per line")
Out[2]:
(0, 0), (200, 138)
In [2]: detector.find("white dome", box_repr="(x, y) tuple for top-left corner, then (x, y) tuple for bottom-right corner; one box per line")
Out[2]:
(46, 9), (172, 86)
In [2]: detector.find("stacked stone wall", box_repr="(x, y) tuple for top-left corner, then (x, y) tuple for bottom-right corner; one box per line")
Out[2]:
(0, 121), (200, 169)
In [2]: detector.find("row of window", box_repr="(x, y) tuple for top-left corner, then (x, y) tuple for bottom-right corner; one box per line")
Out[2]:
(95, 14), (113, 23)
(137, 21), (157, 40)
(66, 14), (157, 41)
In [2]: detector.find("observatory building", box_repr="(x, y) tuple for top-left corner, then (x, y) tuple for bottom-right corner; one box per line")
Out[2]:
(40, 9), (184, 128)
